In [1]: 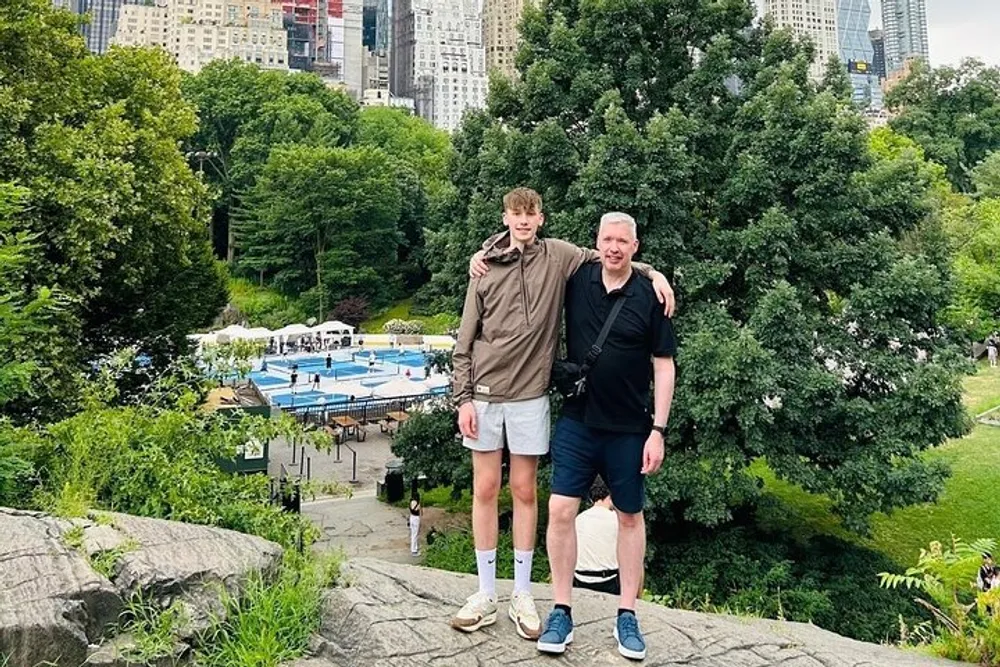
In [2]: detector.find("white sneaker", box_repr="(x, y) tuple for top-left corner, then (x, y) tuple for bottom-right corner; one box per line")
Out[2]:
(450, 591), (498, 632)
(508, 590), (541, 640)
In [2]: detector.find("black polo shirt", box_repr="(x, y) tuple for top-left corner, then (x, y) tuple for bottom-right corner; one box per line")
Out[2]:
(561, 262), (677, 433)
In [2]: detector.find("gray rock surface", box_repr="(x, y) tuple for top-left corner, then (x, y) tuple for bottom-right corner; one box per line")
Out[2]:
(298, 558), (963, 667)
(0, 507), (282, 667)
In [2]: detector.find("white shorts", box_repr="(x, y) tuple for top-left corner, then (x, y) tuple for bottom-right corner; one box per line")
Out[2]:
(463, 395), (550, 456)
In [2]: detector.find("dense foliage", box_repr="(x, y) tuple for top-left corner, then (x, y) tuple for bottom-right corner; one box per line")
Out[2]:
(1, 0), (227, 420)
(182, 61), (454, 318)
(421, 0), (969, 532)
(888, 59), (1000, 193)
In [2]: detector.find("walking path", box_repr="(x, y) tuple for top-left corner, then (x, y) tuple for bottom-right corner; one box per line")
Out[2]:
(268, 428), (466, 562)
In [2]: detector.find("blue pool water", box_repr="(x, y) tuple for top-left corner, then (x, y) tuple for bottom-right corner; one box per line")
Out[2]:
(268, 391), (352, 408)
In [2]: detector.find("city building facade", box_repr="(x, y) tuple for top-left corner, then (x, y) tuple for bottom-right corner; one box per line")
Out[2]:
(54, 0), (123, 54)
(483, 0), (524, 80)
(113, 0), (289, 72)
(869, 28), (887, 80)
(881, 0), (929, 75)
(837, 0), (883, 109)
(763, 0), (839, 81)
(390, 0), (487, 132)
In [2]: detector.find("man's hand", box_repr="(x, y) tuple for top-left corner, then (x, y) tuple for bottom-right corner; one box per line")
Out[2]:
(457, 402), (479, 439)
(641, 430), (665, 475)
(650, 272), (675, 317)
(469, 251), (489, 278)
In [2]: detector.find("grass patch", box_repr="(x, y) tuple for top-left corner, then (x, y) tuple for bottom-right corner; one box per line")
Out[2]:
(360, 299), (457, 335)
(755, 361), (1000, 566)
(197, 552), (342, 667)
(120, 595), (186, 663)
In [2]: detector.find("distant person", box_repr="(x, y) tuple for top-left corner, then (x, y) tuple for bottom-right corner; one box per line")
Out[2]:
(289, 370), (298, 388)
(989, 340), (998, 368)
(979, 552), (999, 592)
(260, 359), (268, 372)
(573, 479), (621, 595)
(405, 368), (412, 379)
(326, 354), (333, 370)
(409, 487), (423, 556)
(368, 351), (377, 373)
(311, 373), (321, 391)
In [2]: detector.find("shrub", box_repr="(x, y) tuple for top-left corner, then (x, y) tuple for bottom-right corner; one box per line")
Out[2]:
(390, 402), (469, 491)
(227, 278), (307, 330)
(382, 318), (424, 334)
(880, 537), (1000, 664)
(329, 296), (370, 329)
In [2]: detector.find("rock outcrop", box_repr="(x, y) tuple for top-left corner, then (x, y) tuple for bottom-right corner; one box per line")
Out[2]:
(298, 558), (962, 667)
(0, 507), (282, 667)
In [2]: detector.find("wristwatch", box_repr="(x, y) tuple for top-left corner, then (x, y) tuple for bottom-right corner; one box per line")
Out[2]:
(651, 424), (666, 435)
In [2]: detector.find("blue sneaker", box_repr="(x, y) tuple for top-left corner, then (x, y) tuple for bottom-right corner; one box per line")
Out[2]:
(536, 608), (574, 654)
(614, 611), (647, 660)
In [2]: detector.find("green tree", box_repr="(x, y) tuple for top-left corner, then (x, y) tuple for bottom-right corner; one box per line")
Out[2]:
(236, 144), (403, 319)
(1, 0), (227, 418)
(425, 6), (968, 532)
(888, 59), (1000, 192)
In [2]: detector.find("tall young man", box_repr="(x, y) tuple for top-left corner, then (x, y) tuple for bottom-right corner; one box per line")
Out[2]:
(536, 212), (677, 661)
(451, 189), (673, 640)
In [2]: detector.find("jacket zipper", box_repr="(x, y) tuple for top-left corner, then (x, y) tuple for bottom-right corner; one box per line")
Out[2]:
(519, 254), (530, 327)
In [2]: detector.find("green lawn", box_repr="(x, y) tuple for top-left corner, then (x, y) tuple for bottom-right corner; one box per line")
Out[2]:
(755, 362), (1000, 567)
(360, 299), (458, 335)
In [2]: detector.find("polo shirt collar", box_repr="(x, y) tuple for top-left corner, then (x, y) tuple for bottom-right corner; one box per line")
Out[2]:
(590, 264), (637, 296)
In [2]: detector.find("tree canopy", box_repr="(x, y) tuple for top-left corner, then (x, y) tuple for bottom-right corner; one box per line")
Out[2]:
(423, 0), (969, 532)
(0, 0), (227, 420)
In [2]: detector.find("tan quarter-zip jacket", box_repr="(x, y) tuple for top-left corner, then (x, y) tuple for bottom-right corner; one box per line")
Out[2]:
(452, 232), (653, 406)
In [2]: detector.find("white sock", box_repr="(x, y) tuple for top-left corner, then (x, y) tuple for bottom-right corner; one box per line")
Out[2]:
(513, 549), (533, 594)
(476, 549), (497, 598)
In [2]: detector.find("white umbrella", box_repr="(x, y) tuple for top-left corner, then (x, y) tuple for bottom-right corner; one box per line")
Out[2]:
(215, 324), (251, 343)
(425, 374), (451, 389)
(325, 381), (373, 399)
(245, 327), (273, 340)
(372, 377), (430, 398)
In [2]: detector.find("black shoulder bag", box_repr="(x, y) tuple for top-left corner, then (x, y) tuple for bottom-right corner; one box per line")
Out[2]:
(551, 296), (626, 399)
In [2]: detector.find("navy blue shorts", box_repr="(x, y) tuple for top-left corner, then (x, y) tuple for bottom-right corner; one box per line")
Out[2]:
(549, 417), (646, 514)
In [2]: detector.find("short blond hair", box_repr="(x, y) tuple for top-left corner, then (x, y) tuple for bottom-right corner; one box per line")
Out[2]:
(599, 211), (637, 239)
(503, 187), (542, 214)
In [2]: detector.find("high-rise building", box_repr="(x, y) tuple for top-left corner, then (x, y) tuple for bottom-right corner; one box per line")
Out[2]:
(113, 0), (288, 73)
(837, 0), (883, 109)
(763, 0), (839, 81)
(483, 0), (524, 80)
(54, 0), (123, 54)
(869, 28), (887, 80)
(362, 0), (388, 51)
(390, 0), (487, 132)
(881, 0), (929, 75)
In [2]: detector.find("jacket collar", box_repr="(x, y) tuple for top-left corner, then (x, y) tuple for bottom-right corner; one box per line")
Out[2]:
(483, 231), (540, 263)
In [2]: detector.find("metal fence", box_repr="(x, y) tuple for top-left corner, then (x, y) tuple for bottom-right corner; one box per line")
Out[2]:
(283, 390), (450, 425)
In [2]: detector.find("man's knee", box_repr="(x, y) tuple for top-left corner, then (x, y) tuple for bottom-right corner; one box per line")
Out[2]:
(548, 495), (578, 526)
(473, 469), (501, 502)
(617, 510), (644, 530)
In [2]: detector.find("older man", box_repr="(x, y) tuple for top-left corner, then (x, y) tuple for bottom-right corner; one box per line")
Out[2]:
(536, 212), (677, 661)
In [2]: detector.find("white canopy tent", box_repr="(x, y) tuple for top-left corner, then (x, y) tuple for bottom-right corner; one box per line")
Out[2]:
(313, 320), (355, 335)
(215, 324), (252, 343)
(272, 323), (313, 341)
(244, 327), (273, 340)
(372, 377), (430, 398)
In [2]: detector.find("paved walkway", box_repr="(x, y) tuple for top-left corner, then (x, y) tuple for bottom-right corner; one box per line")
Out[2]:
(268, 427), (467, 562)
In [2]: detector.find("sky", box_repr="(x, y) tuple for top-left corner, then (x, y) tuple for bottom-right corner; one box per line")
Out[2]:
(756, 0), (1000, 68)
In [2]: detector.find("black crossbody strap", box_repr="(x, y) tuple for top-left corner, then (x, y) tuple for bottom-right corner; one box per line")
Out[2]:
(581, 295), (626, 371)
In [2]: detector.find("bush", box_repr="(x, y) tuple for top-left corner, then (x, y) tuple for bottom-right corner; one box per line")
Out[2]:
(382, 318), (424, 334)
(227, 278), (308, 330)
(646, 521), (924, 644)
(390, 401), (469, 491)
(329, 296), (370, 329)
(880, 537), (1000, 664)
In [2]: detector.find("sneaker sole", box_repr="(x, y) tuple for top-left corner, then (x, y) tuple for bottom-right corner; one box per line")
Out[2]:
(451, 611), (497, 633)
(537, 630), (574, 654)
(614, 626), (647, 660)
(508, 605), (541, 640)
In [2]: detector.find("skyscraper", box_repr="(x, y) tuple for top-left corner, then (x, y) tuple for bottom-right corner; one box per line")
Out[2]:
(881, 0), (929, 75)
(483, 0), (525, 80)
(391, 0), (487, 131)
(869, 29), (887, 80)
(837, 0), (883, 109)
(763, 0), (839, 81)
(53, 0), (123, 54)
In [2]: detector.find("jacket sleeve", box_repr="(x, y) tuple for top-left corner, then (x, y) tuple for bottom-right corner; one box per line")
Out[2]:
(547, 239), (657, 279)
(452, 277), (482, 407)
